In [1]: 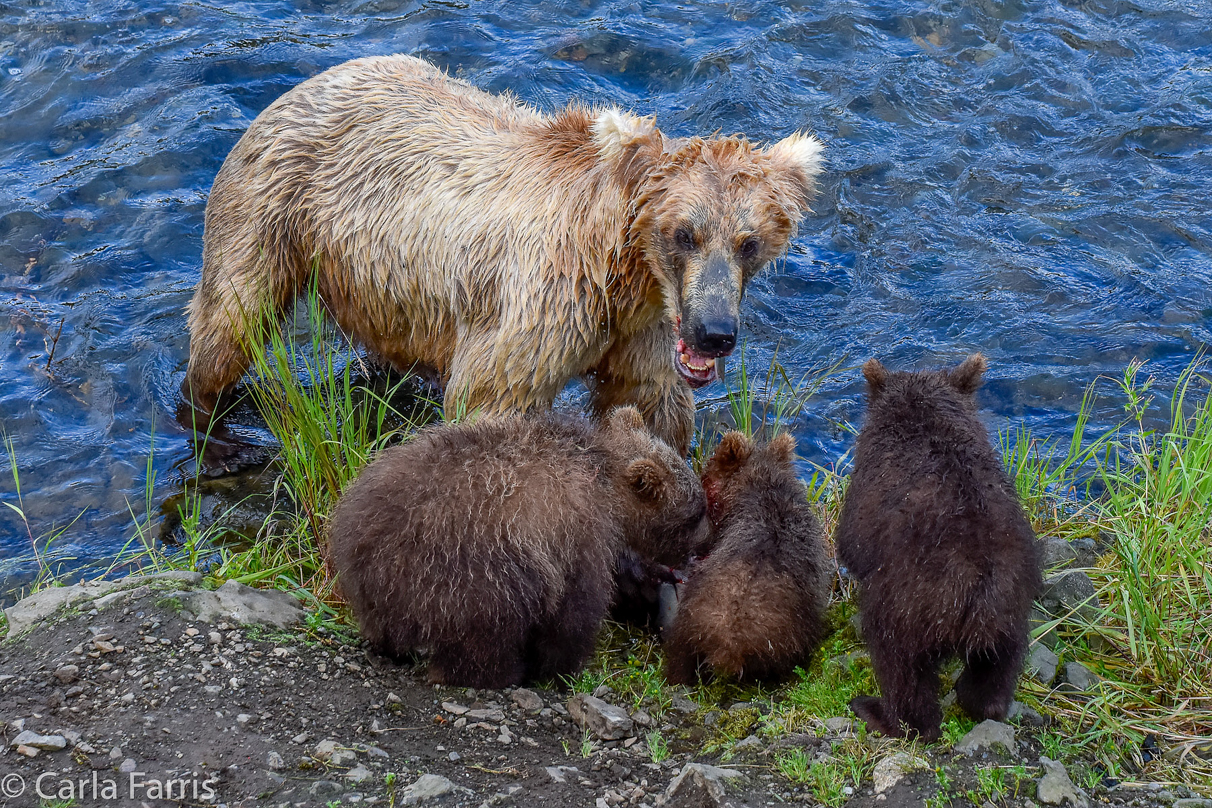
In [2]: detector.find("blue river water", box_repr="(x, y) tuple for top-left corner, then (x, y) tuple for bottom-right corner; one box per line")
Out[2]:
(1, 0), (1210, 597)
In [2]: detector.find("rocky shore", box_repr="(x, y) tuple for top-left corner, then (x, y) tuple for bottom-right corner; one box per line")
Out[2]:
(1, 573), (1205, 808)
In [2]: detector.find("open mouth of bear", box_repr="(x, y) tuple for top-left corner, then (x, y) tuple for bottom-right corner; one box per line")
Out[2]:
(673, 338), (719, 388)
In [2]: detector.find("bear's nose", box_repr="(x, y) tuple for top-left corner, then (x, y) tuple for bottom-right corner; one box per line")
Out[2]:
(694, 317), (738, 356)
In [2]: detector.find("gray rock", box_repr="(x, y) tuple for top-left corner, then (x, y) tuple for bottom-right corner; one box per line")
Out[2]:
(399, 773), (470, 805)
(344, 765), (373, 784)
(1026, 644), (1059, 685)
(310, 780), (344, 799)
(1174, 800), (1212, 808)
(53, 664), (80, 684)
(545, 766), (579, 784)
(119, 757), (138, 773)
(1037, 756), (1088, 808)
(1040, 571), (1101, 620)
(466, 708), (506, 723)
(3, 571), (202, 636)
(568, 694), (634, 740)
(631, 709), (652, 728)
(732, 734), (763, 753)
(11, 730), (67, 752)
(1030, 607), (1061, 651)
(511, 688), (543, 713)
(824, 717), (853, 736)
(657, 763), (742, 807)
(1006, 702), (1044, 727)
(267, 751), (285, 770)
(669, 694), (698, 714)
(1059, 662), (1100, 693)
(954, 720), (1016, 755)
(1038, 537), (1079, 569)
(873, 752), (929, 794)
(165, 580), (302, 628)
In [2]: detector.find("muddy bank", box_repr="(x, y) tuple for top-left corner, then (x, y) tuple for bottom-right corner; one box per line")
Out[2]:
(0, 575), (1202, 808)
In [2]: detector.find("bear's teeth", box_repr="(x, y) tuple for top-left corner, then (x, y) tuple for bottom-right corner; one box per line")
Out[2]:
(680, 353), (714, 372)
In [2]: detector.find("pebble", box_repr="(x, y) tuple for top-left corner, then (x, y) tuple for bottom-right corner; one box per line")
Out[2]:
(1026, 644), (1059, 685)
(824, 717), (853, 735)
(873, 752), (929, 794)
(955, 720), (1017, 755)
(10, 730), (68, 751)
(1037, 756), (1089, 808)
(267, 751), (285, 770)
(119, 757), (138, 773)
(54, 664), (80, 684)
(1060, 662), (1100, 693)
(310, 780), (344, 799)
(344, 764), (373, 783)
(568, 694), (633, 740)
(510, 688), (543, 713)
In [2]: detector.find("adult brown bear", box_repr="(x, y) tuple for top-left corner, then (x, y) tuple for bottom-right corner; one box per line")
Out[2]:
(181, 54), (824, 455)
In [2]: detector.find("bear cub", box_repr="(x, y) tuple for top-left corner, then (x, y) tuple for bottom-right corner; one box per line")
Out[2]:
(836, 355), (1041, 741)
(328, 407), (709, 689)
(663, 431), (832, 684)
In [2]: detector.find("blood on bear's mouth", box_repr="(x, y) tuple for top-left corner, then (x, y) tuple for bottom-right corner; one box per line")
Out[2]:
(674, 339), (718, 388)
(671, 316), (720, 388)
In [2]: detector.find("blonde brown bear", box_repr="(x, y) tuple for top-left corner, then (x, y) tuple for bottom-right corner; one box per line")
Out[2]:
(182, 54), (824, 454)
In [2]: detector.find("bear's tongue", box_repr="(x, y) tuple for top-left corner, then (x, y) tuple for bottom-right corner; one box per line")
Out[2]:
(674, 338), (718, 388)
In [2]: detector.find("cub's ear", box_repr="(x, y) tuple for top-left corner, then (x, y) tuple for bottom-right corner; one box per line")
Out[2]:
(948, 353), (987, 395)
(626, 457), (671, 504)
(607, 406), (648, 435)
(862, 358), (888, 399)
(762, 131), (825, 210)
(710, 431), (753, 473)
(766, 431), (797, 465)
(593, 109), (658, 164)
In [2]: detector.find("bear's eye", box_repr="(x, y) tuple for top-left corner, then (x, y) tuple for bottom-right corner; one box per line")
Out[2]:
(674, 227), (696, 251)
(738, 237), (760, 260)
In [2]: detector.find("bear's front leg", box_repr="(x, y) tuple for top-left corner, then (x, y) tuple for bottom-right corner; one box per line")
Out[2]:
(587, 322), (696, 456)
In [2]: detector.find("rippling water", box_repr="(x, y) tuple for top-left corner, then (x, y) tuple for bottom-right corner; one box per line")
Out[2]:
(2, 0), (1210, 595)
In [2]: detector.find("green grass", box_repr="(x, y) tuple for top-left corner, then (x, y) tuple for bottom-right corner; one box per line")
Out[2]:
(4, 300), (1211, 796)
(1005, 358), (1212, 789)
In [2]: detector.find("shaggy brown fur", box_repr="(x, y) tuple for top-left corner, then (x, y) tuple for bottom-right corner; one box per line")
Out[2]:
(836, 355), (1041, 741)
(664, 431), (831, 684)
(328, 407), (709, 688)
(182, 54), (825, 454)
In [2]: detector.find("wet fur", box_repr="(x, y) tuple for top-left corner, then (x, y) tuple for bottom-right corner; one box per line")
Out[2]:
(836, 355), (1041, 741)
(328, 408), (709, 688)
(664, 432), (831, 684)
(182, 54), (823, 454)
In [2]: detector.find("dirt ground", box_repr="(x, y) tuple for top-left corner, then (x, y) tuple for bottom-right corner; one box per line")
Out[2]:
(0, 583), (1199, 808)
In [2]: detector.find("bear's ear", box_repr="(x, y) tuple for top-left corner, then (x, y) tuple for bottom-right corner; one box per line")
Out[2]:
(766, 431), (797, 465)
(593, 109), (658, 164)
(862, 358), (888, 399)
(626, 457), (671, 504)
(607, 406), (648, 435)
(762, 131), (825, 210)
(711, 431), (753, 472)
(948, 353), (987, 395)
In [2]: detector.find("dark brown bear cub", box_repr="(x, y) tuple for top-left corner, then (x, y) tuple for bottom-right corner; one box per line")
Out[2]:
(836, 355), (1041, 741)
(329, 408), (709, 689)
(663, 431), (831, 684)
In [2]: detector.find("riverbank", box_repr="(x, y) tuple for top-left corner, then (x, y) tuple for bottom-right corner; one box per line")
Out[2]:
(4, 342), (1211, 803)
(2, 572), (1206, 808)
